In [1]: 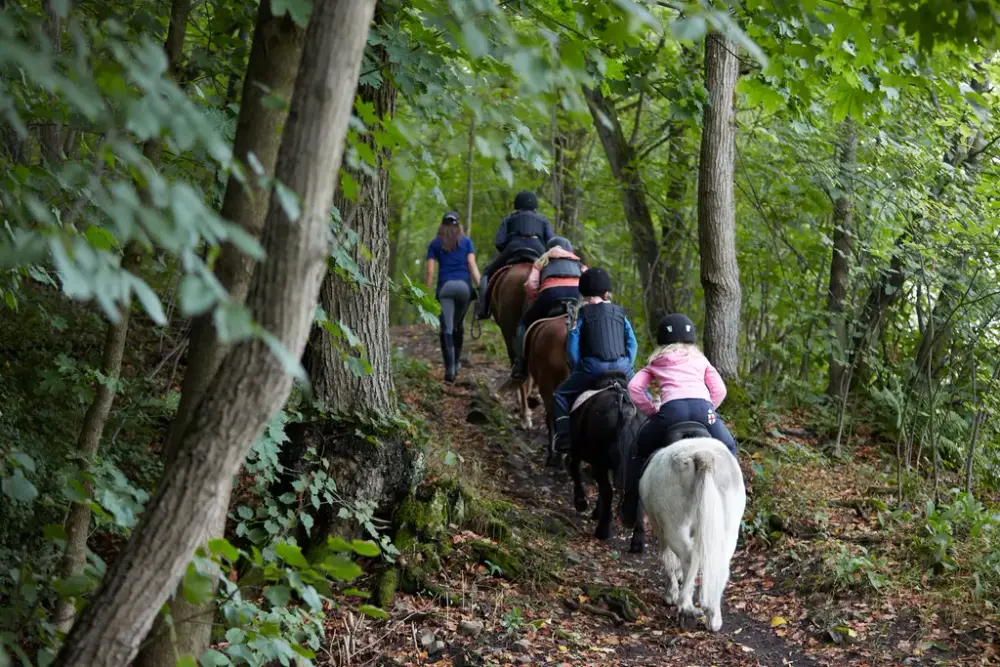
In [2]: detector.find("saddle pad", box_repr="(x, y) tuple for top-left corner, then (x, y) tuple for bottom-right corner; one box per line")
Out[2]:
(571, 386), (613, 413)
(523, 314), (569, 356)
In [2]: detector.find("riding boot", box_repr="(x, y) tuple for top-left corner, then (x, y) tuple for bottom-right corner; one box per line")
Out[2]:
(453, 327), (464, 375)
(553, 417), (572, 455)
(440, 332), (456, 383)
(509, 322), (528, 382)
(475, 274), (490, 319)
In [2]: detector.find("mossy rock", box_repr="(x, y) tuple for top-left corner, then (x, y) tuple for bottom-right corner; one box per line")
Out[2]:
(374, 567), (400, 609)
(468, 539), (523, 580)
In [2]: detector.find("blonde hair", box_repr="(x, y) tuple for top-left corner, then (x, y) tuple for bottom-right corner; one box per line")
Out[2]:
(648, 342), (702, 365)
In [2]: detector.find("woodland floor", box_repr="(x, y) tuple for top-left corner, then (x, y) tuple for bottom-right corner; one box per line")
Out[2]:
(321, 324), (999, 667)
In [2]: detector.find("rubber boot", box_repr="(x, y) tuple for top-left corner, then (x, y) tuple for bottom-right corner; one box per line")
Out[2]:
(440, 332), (456, 383)
(453, 326), (464, 376)
(475, 274), (490, 319)
(509, 322), (528, 382)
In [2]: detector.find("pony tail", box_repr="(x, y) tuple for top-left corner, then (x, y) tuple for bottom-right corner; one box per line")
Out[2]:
(692, 452), (728, 630)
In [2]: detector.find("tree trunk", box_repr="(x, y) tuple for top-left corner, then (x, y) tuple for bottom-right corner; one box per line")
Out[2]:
(133, 3), (304, 665)
(52, 1), (375, 664)
(826, 116), (857, 397)
(661, 125), (693, 314)
(307, 4), (396, 416)
(697, 34), (741, 378)
(52, 247), (141, 633)
(52, 0), (191, 634)
(583, 85), (677, 333)
(38, 0), (64, 163)
(465, 114), (475, 234)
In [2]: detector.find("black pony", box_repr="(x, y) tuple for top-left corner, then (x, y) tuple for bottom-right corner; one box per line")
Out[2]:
(568, 371), (646, 553)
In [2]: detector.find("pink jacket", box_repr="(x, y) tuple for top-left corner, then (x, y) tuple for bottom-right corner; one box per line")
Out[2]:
(627, 347), (727, 418)
(525, 247), (587, 302)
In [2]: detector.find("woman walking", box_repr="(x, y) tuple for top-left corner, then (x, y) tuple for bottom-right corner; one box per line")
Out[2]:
(425, 211), (481, 382)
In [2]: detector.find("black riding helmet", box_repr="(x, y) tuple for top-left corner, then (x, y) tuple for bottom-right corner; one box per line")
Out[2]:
(514, 190), (538, 211)
(579, 268), (612, 297)
(656, 314), (696, 345)
(547, 236), (573, 252)
(442, 211), (460, 225)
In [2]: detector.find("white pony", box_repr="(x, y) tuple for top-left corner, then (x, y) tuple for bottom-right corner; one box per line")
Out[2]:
(639, 436), (746, 632)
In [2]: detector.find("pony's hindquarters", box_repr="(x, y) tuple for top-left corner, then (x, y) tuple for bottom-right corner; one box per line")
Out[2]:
(639, 437), (745, 632)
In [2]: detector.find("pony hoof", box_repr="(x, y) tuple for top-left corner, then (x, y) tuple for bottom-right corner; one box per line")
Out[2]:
(594, 525), (612, 541)
(546, 453), (562, 468)
(574, 498), (588, 513)
(628, 538), (644, 554)
(706, 613), (722, 633)
(678, 609), (699, 630)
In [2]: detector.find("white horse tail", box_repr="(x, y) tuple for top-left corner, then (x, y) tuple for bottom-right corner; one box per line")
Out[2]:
(691, 450), (728, 623)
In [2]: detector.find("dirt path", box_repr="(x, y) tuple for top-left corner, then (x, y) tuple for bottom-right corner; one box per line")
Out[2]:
(367, 325), (984, 667)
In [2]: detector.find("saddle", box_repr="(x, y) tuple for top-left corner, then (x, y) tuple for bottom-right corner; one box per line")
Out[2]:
(523, 312), (570, 357)
(571, 371), (631, 413)
(663, 421), (712, 445)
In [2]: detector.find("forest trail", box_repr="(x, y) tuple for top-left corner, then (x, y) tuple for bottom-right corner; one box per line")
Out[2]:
(363, 325), (991, 667)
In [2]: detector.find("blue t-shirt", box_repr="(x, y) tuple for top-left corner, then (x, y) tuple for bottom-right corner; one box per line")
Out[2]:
(427, 236), (475, 287)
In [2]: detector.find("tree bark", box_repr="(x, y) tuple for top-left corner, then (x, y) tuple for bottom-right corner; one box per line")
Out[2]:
(826, 116), (858, 397)
(307, 4), (396, 416)
(465, 114), (475, 234)
(697, 34), (741, 378)
(38, 0), (64, 163)
(583, 85), (678, 333)
(52, 0), (191, 634)
(133, 3), (304, 665)
(52, 1), (375, 664)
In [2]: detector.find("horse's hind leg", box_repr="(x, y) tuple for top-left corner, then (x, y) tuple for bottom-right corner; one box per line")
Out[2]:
(594, 467), (613, 541)
(570, 455), (587, 513)
(628, 502), (646, 554)
(518, 380), (533, 430)
(661, 547), (682, 605)
(672, 531), (700, 629)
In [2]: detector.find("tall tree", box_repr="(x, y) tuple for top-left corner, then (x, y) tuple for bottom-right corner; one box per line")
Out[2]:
(308, 3), (397, 416)
(697, 33), (741, 378)
(583, 85), (687, 332)
(51, 0), (376, 663)
(826, 116), (858, 397)
(132, 2), (305, 664)
(53, 0), (191, 634)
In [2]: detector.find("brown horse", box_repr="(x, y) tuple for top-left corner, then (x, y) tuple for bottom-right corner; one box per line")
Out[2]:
(489, 262), (536, 429)
(525, 315), (571, 466)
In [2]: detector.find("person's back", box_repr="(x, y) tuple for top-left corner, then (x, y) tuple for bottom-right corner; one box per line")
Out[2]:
(476, 190), (555, 319)
(425, 212), (481, 383)
(620, 314), (737, 529)
(552, 268), (637, 453)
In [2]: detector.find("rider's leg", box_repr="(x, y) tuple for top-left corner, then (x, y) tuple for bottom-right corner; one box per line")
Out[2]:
(552, 370), (595, 454)
(451, 282), (471, 374)
(477, 249), (510, 319)
(699, 401), (737, 456)
(621, 413), (666, 528)
(438, 285), (458, 382)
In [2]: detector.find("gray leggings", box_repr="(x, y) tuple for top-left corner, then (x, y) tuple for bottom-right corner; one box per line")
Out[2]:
(438, 280), (471, 334)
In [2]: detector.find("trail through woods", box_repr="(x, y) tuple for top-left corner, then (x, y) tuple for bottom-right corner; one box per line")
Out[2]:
(325, 326), (997, 666)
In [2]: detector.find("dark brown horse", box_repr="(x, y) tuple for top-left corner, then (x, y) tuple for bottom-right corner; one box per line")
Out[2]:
(489, 262), (535, 429)
(525, 315), (571, 466)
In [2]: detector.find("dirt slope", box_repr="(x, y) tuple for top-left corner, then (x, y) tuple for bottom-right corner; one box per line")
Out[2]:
(327, 325), (995, 667)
